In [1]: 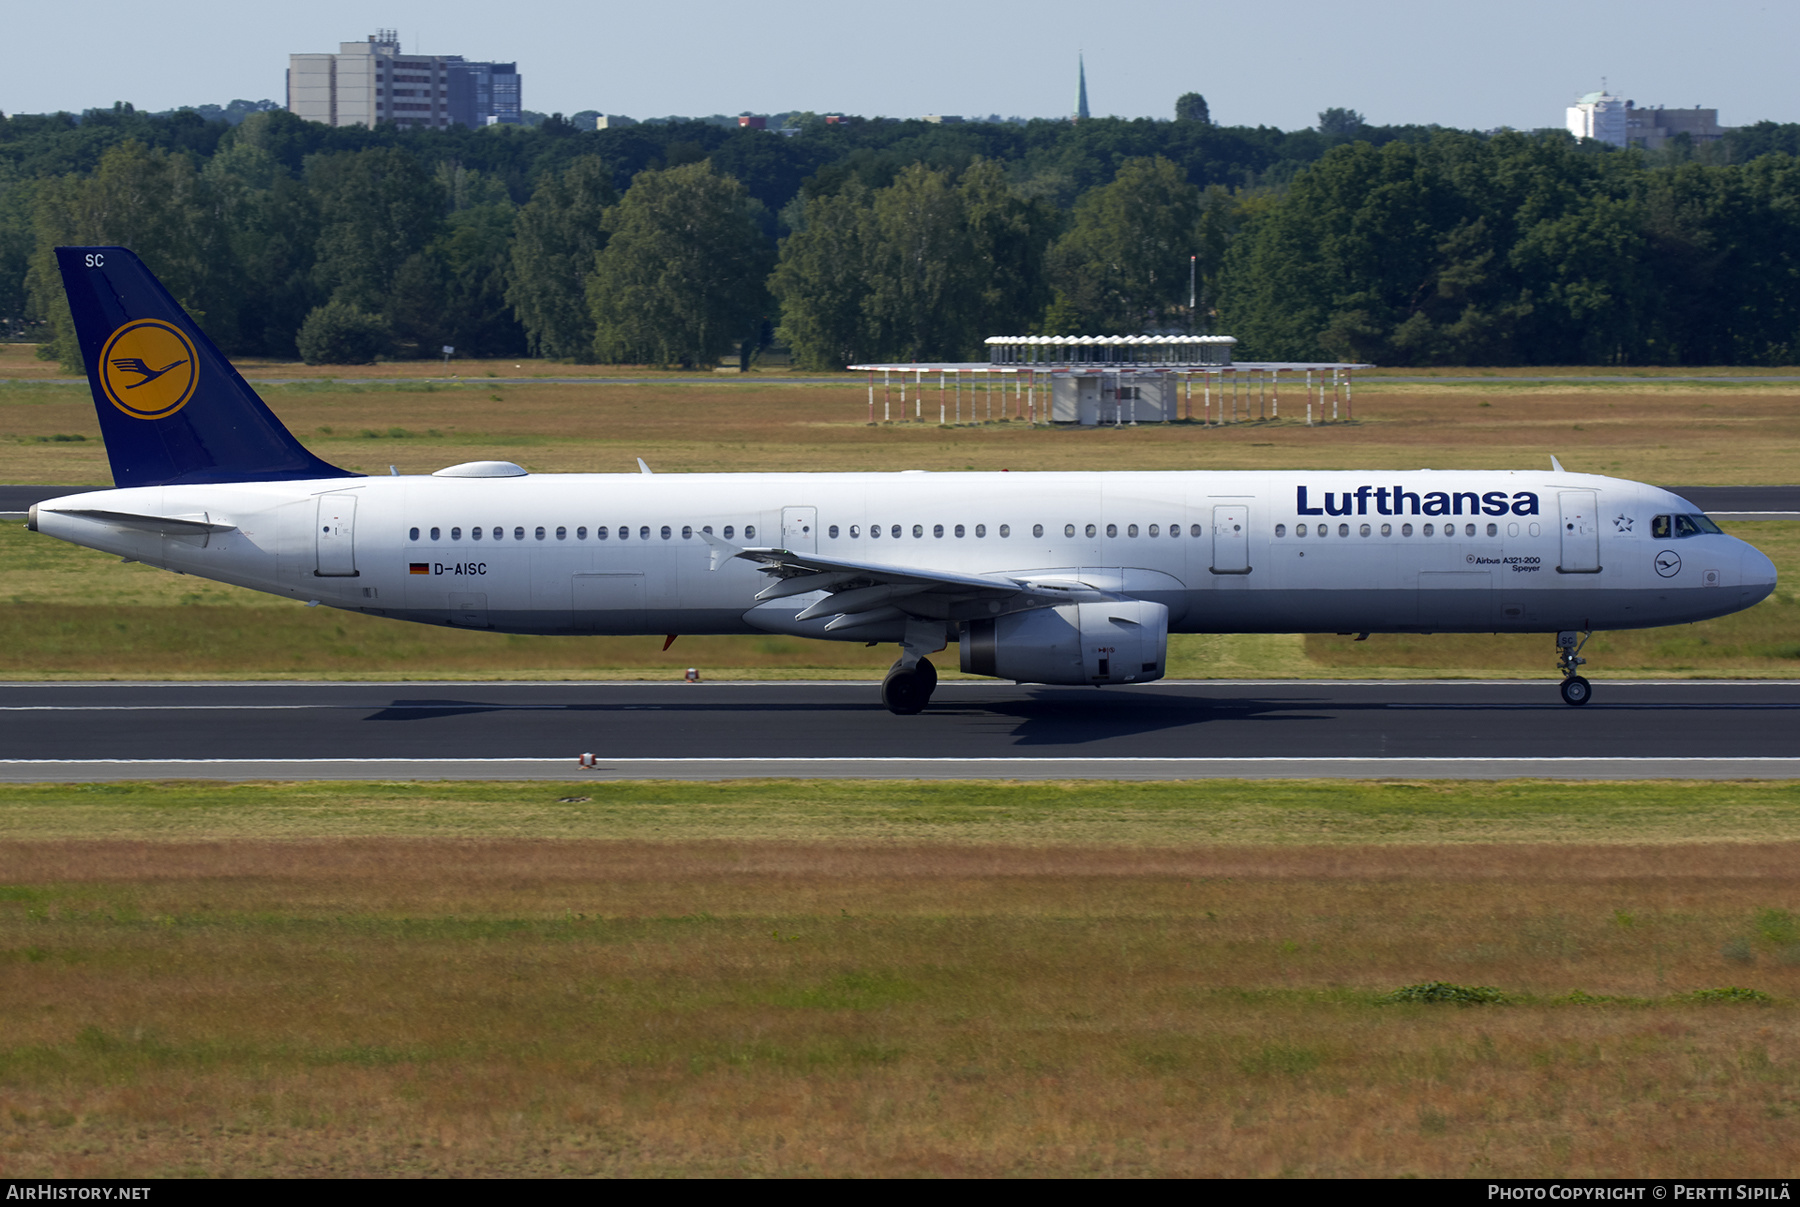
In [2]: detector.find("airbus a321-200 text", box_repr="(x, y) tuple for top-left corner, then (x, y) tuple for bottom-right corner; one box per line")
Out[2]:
(28, 247), (1778, 713)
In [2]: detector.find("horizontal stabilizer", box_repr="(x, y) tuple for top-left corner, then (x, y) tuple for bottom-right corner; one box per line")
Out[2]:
(46, 508), (239, 536)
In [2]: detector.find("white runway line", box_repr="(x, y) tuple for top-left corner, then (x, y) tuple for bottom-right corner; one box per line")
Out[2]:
(3, 757), (1800, 781)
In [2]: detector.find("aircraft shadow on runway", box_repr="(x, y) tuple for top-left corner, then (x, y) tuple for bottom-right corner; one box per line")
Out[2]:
(359, 691), (1342, 746)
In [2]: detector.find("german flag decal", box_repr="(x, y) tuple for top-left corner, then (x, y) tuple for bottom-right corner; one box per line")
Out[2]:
(409, 562), (430, 575)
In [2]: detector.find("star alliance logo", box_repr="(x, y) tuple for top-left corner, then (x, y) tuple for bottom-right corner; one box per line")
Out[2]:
(1613, 514), (1634, 532)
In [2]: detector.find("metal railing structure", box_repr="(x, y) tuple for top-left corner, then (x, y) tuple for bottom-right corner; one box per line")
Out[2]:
(849, 337), (1372, 428)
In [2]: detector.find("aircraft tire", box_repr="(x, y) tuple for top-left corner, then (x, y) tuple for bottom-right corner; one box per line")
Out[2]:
(915, 657), (938, 698)
(882, 667), (930, 715)
(1559, 675), (1592, 707)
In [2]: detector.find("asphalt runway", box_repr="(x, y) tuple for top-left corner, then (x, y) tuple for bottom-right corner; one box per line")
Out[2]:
(4, 679), (1800, 780)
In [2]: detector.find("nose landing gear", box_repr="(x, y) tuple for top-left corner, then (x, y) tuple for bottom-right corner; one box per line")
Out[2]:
(1556, 630), (1592, 706)
(881, 656), (938, 715)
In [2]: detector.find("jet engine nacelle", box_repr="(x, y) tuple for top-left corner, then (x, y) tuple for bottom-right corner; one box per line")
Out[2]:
(960, 599), (1168, 686)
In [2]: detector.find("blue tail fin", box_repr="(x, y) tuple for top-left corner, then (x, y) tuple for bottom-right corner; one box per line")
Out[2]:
(55, 246), (354, 487)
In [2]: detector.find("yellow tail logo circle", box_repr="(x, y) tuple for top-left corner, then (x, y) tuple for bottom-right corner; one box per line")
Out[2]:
(99, 319), (198, 419)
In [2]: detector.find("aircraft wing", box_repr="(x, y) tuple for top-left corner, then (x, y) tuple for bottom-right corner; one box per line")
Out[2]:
(703, 532), (1086, 632)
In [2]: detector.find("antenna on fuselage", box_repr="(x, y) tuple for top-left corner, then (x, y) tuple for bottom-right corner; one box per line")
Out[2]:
(637, 458), (654, 475)
(1551, 455), (1566, 472)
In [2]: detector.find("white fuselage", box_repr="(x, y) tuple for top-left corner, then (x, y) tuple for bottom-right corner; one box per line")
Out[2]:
(32, 469), (1777, 641)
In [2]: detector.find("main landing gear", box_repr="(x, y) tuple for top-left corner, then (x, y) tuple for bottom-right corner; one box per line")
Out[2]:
(1556, 630), (1592, 707)
(882, 656), (938, 715)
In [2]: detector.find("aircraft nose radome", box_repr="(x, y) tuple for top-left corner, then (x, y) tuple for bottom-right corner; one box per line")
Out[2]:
(1741, 543), (1778, 604)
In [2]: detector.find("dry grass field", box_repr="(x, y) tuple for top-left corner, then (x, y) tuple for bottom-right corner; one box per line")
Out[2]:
(0, 778), (1797, 1177)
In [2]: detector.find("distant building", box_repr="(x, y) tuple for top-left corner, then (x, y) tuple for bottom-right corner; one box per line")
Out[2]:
(1623, 103), (1723, 151)
(920, 115), (963, 124)
(1567, 89), (1723, 150)
(288, 31), (522, 130)
(738, 115), (768, 130)
(1074, 52), (1089, 122)
(595, 114), (637, 129)
(1567, 90), (1628, 145)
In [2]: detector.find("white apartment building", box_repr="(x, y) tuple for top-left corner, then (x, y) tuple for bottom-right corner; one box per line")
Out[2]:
(288, 31), (521, 130)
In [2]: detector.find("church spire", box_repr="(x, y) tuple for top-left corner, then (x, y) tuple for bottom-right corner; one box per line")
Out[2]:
(1074, 53), (1089, 122)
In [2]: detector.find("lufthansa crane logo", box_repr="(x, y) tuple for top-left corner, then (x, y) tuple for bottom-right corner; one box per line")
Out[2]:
(98, 319), (197, 420)
(1654, 550), (1682, 578)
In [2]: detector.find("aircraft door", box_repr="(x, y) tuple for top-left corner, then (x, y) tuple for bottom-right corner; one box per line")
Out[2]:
(781, 507), (817, 553)
(1558, 491), (1601, 573)
(315, 494), (358, 577)
(1211, 504), (1250, 574)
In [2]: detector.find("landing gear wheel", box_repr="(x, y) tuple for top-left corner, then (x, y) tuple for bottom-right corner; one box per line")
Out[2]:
(881, 657), (937, 715)
(1559, 675), (1592, 707)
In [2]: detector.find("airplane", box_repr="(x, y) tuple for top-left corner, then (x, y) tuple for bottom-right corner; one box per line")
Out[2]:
(26, 246), (1779, 713)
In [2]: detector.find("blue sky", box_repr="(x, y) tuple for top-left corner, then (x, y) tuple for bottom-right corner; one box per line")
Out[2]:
(10, 0), (1797, 130)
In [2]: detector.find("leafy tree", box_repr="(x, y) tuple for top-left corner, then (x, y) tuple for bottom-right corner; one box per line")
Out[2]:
(25, 140), (219, 369)
(1318, 108), (1367, 139)
(586, 161), (772, 367)
(296, 298), (389, 364)
(770, 180), (875, 368)
(1044, 156), (1201, 333)
(306, 147), (441, 313)
(858, 165), (979, 361)
(197, 141), (318, 357)
(1175, 93), (1211, 125)
(506, 156), (617, 359)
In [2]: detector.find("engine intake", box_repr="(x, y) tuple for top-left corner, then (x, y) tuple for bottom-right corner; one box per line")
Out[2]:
(961, 600), (1168, 685)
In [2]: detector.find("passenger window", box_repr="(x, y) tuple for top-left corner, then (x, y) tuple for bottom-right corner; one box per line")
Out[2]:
(1085, 524), (1097, 538)
(536, 527), (547, 541)
(556, 527), (567, 541)
(1486, 523), (1497, 537)
(745, 525), (756, 539)
(1274, 524), (1287, 538)
(1652, 515), (1672, 538)
(430, 527), (441, 541)
(888, 525), (898, 539)
(1148, 524), (1160, 537)
(681, 526), (692, 539)
(954, 524), (965, 538)
(829, 525), (839, 539)
(1032, 524), (1042, 538)
(577, 527), (588, 539)
(451, 527), (462, 540)
(996, 524), (1008, 537)
(723, 525), (735, 539)
(933, 524), (943, 538)
(1359, 523), (1371, 537)
(618, 527), (629, 540)
(409, 527), (420, 541)
(1127, 524), (1138, 537)
(599, 527), (610, 540)
(871, 524), (882, 539)
(472, 527), (484, 541)
(1464, 523), (1476, 537)
(702, 526), (713, 535)
(849, 525), (860, 538)
(1422, 523), (1434, 536)
(1295, 523), (1307, 537)
(912, 524), (923, 538)
(1106, 524), (1117, 538)
(1380, 523), (1392, 537)
(641, 526), (652, 540)
(1401, 524), (1413, 537)
(1189, 524), (1201, 537)
(1338, 523), (1350, 537)
(661, 526), (672, 540)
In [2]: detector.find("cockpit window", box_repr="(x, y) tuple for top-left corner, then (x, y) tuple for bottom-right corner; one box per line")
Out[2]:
(1674, 514), (1721, 536)
(1652, 515), (1671, 539)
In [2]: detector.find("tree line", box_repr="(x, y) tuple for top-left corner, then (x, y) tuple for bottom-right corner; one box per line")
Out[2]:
(6, 103), (1800, 367)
